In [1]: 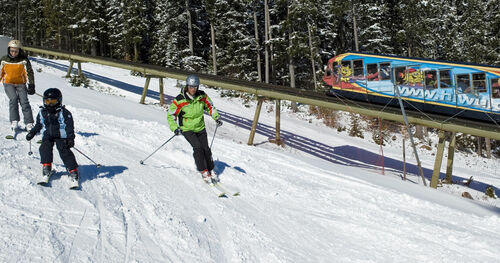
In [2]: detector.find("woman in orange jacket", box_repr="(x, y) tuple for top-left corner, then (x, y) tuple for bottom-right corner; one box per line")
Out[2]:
(0, 40), (35, 134)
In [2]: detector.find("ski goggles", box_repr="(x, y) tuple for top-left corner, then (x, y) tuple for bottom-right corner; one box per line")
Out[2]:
(44, 98), (58, 106)
(187, 85), (198, 89)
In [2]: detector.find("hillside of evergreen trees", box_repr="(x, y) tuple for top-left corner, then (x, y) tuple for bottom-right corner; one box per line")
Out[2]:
(1, 0), (498, 90)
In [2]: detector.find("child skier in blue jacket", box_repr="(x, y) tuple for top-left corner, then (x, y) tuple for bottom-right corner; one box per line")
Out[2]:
(26, 88), (79, 187)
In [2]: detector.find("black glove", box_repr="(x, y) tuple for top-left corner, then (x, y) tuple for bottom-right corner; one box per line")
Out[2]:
(26, 132), (35, 141)
(216, 119), (223, 127)
(174, 128), (182, 136)
(65, 139), (75, 148)
(27, 84), (35, 95)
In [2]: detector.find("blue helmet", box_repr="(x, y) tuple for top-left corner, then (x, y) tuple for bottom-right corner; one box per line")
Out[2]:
(186, 74), (200, 87)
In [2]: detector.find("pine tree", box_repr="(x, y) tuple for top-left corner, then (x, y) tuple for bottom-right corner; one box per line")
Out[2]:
(209, 0), (255, 79)
(121, 0), (148, 61)
(150, 0), (187, 68)
(0, 1), (16, 37)
(357, 0), (393, 54)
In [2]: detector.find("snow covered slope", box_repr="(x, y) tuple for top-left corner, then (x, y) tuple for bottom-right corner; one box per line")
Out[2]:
(0, 57), (499, 262)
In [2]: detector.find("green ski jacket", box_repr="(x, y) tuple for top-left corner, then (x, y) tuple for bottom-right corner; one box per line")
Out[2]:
(167, 89), (220, 133)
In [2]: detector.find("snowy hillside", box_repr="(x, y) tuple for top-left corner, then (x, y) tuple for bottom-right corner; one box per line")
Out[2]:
(0, 57), (499, 262)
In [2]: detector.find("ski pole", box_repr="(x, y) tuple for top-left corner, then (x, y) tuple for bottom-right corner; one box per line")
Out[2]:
(73, 147), (101, 168)
(140, 134), (176, 165)
(28, 140), (33, 156)
(210, 125), (219, 149)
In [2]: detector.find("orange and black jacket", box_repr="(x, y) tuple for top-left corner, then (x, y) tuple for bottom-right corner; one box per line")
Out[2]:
(0, 50), (34, 85)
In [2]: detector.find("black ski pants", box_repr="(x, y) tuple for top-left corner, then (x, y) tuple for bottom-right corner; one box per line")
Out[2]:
(40, 137), (78, 171)
(182, 129), (214, 172)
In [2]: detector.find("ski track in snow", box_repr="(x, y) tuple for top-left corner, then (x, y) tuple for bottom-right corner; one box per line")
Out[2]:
(0, 56), (499, 262)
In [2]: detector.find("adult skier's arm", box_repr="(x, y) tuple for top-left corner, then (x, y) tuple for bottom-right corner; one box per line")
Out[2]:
(167, 100), (180, 132)
(24, 58), (35, 85)
(201, 94), (220, 120)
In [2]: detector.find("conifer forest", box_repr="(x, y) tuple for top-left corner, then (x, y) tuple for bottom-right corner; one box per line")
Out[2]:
(1, 0), (498, 90)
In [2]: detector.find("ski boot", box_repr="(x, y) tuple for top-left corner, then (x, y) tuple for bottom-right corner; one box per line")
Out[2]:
(201, 169), (214, 185)
(69, 168), (80, 190)
(210, 170), (220, 183)
(5, 121), (18, 139)
(38, 163), (52, 185)
(11, 121), (18, 132)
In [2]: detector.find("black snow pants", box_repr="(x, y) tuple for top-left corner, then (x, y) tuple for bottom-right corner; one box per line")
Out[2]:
(40, 137), (78, 171)
(182, 129), (214, 172)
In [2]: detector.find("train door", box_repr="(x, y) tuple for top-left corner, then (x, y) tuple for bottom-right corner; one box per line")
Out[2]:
(339, 59), (366, 94)
(490, 77), (500, 113)
(393, 65), (424, 100)
(471, 73), (489, 111)
(366, 62), (393, 96)
(437, 69), (454, 105)
(339, 60), (353, 90)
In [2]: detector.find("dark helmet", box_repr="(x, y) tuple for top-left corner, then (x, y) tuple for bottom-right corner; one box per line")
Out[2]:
(186, 74), (200, 87)
(43, 88), (63, 109)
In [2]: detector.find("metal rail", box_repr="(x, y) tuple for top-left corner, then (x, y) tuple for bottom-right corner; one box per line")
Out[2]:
(24, 46), (500, 140)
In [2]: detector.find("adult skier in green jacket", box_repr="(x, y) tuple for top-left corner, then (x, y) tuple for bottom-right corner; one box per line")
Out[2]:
(167, 74), (223, 184)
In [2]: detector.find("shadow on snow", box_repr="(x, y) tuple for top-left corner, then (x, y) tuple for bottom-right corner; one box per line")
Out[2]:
(32, 57), (499, 197)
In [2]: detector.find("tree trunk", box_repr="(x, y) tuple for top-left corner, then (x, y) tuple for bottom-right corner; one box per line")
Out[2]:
(265, 0), (275, 84)
(351, 0), (359, 51)
(134, 42), (139, 61)
(253, 7), (262, 82)
(210, 22), (217, 75)
(414, 125), (423, 140)
(186, 0), (194, 55)
(485, 138), (491, 159)
(91, 41), (97, 56)
(477, 137), (481, 156)
(287, 1), (298, 112)
(264, 0), (270, 84)
(308, 23), (318, 90)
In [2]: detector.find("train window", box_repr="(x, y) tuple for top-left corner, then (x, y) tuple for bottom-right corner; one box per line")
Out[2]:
(439, 70), (452, 88)
(341, 61), (352, 77)
(491, 78), (500, 98)
(394, 67), (406, 84)
(456, 74), (471, 93)
(353, 60), (364, 78)
(472, 73), (487, 93)
(379, 63), (391, 80)
(366, 64), (378, 81)
(424, 70), (437, 89)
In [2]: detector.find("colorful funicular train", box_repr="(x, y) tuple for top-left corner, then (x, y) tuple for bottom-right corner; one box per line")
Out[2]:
(323, 52), (500, 123)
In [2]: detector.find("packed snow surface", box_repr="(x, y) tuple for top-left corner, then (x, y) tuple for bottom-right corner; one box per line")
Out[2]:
(1, 53), (499, 262)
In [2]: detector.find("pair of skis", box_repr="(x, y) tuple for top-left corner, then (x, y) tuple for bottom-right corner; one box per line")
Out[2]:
(37, 171), (80, 190)
(204, 179), (240, 198)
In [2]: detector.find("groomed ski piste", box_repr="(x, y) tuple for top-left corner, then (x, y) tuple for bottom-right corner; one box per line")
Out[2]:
(1, 55), (500, 262)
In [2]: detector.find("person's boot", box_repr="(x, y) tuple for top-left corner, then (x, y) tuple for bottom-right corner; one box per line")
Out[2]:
(201, 169), (213, 184)
(69, 168), (80, 189)
(38, 163), (52, 185)
(10, 121), (18, 132)
(210, 170), (219, 183)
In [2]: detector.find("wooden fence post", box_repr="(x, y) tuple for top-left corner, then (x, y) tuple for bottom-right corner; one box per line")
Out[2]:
(77, 62), (83, 76)
(140, 76), (151, 104)
(431, 130), (446, 188)
(159, 77), (165, 106)
(248, 97), (264, 145)
(66, 60), (74, 77)
(444, 132), (456, 184)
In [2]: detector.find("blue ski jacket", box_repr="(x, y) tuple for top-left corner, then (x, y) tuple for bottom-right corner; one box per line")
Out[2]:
(31, 106), (75, 140)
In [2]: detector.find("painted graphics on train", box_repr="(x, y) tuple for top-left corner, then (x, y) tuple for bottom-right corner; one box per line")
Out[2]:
(324, 54), (500, 113)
